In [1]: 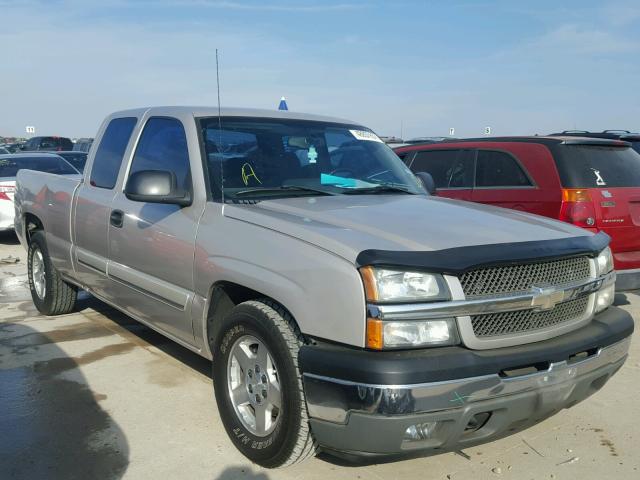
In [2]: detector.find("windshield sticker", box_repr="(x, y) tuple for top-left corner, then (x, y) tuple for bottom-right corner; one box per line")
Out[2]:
(241, 163), (262, 186)
(320, 173), (357, 187)
(307, 145), (318, 164)
(349, 129), (383, 143)
(592, 169), (606, 186)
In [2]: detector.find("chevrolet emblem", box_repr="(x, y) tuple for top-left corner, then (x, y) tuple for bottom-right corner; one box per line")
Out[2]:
(530, 286), (564, 311)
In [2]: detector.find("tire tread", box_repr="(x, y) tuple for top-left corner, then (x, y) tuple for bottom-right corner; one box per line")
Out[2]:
(29, 231), (77, 316)
(242, 299), (318, 467)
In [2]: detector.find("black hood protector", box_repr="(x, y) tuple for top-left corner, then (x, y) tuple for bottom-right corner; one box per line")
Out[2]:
(356, 232), (610, 274)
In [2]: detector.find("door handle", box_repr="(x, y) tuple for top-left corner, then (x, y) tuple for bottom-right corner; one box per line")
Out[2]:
(110, 209), (124, 228)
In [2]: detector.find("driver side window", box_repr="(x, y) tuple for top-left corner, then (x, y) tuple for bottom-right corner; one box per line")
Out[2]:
(129, 117), (192, 191)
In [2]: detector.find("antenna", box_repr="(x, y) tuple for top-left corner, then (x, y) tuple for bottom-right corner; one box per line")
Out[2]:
(215, 48), (225, 204)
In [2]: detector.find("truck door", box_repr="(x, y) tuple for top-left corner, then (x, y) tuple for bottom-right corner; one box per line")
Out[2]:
(73, 117), (138, 295)
(106, 117), (199, 344)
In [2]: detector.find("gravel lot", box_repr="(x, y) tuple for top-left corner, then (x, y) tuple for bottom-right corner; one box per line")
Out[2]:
(1, 230), (638, 480)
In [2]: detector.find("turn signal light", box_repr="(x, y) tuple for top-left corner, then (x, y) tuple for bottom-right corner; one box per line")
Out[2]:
(366, 318), (384, 350)
(562, 188), (591, 202)
(560, 189), (597, 228)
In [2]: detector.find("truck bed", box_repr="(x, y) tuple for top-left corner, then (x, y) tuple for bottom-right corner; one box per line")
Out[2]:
(14, 169), (82, 272)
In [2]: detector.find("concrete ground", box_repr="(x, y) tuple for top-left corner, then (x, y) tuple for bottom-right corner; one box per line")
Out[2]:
(0, 230), (638, 480)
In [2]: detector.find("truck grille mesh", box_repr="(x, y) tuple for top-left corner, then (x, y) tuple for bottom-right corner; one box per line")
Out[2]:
(459, 256), (591, 298)
(471, 296), (590, 338)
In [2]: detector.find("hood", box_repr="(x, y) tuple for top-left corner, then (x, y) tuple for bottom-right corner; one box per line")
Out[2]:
(223, 194), (590, 264)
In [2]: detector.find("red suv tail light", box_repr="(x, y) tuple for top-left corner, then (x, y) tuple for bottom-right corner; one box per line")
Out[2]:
(560, 189), (597, 228)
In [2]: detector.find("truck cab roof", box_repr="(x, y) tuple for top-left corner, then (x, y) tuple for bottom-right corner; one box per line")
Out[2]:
(109, 106), (359, 127)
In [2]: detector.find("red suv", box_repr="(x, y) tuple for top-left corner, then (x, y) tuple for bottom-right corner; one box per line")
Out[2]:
(395, 136), (640, 290)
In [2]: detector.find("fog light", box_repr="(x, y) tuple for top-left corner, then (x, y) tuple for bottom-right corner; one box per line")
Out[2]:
(403, 421), (439, 442)
(595, 284), (615, 313)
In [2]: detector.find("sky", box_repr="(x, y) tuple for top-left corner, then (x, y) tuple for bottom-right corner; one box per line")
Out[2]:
(0, 0), (638, 139)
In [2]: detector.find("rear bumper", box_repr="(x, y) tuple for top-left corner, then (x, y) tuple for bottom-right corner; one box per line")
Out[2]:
(301, 307), (633, 456)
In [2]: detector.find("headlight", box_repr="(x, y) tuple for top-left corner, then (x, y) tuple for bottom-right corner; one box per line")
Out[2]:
(594, 248), (615, 313)
(367, 318), (459, 349)
(596, 247), (614, 276)
(359, 267), (450, 303)
(595, 284), (615, 313)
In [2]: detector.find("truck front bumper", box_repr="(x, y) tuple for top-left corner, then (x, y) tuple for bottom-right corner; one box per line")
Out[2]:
(300, 307), (633, 457)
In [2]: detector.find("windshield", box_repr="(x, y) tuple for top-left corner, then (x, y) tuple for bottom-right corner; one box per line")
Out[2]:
(0, 155), (78, 177)
(199, 117), (424, 200)
(552, 145), (640, 188)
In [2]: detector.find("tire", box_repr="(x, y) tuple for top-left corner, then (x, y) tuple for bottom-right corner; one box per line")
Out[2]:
(27, 231), (78, 316)
(212, 299), (316, 468)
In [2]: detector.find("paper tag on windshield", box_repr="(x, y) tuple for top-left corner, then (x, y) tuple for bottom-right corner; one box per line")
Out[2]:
(350, 129), (383, 143)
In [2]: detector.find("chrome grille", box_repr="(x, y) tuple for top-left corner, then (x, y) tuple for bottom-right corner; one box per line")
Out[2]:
(460, 256), (591, 298)
(471, 296), (590, 338)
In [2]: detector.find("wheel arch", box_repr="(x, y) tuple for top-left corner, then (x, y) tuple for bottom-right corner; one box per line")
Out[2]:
(205, 281), (302, 356)
(24, 212), (44, 243)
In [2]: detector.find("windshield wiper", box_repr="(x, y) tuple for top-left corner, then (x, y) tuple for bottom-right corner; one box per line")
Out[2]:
(232, 185), (339, 198)
(342, 184), (416, 195)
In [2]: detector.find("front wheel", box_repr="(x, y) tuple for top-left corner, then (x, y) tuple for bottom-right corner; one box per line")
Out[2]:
(28, 231), (77, 315)
(212, 300), (316, 468)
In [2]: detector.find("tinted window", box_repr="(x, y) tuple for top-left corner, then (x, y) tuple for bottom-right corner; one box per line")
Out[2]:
(553, 145), (640, 188)
(128, 117), (191, 191)
(90, 117), (137, 189)
(0, 156), (78, 177)
(58, 152), (88, 172)
(410, 150), (474, 188)
(395, 151), (409, 162)
(476, 150), (531, 187)
(201, 117), (423, 200)
(39, 137), (57, 149)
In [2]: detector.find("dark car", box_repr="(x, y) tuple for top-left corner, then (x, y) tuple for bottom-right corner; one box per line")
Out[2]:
(1, 143), (23, 153)
(21, 136), (74, 152)
(55, 151), (88, 172)
(395, 136), (640, 290)
(72, 137), (94, 153)
(550, 130), (640, 154)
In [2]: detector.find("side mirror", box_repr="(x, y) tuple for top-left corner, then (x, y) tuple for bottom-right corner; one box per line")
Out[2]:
(415, 171), (436, 195)
(124, 170), (192, 207)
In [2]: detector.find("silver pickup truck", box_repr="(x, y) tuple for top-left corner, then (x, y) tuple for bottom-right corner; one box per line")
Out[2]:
(14, 107), (633, 468)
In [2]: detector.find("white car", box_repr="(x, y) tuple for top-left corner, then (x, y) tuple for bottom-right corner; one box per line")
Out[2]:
(0, 153), (79, 231)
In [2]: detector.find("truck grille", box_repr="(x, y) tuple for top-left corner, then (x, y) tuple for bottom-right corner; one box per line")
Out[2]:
(459, 256), (591, 298)
(471, 296), (590, 338)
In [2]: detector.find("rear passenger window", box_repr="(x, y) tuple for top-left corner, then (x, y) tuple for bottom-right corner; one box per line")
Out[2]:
(90, 117), (137, 189)
(410, 150), (474, 188)
(128, 117), (191, 191)
(475, 150), (531, 187)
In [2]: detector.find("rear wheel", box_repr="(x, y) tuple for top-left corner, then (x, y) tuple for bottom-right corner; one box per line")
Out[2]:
(28, 231), (78, 315)
(212, 299), (316, 468)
